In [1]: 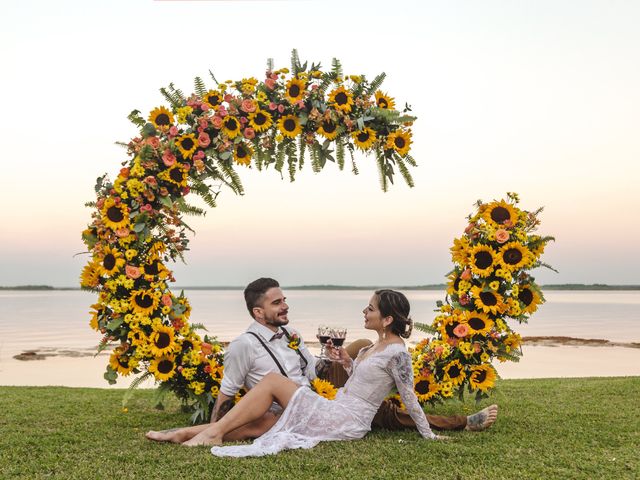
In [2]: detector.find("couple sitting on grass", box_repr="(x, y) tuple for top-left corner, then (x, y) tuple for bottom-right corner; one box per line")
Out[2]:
(146, 277), (498, 457)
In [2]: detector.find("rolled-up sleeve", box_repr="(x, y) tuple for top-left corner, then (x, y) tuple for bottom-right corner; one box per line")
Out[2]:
(219, 336), (253, 397)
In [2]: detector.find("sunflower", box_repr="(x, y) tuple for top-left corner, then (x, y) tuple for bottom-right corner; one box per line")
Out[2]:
(439, 314), (463, 341)
(385, 129), (411, 156)
(498, 242), (531, 271)
(284, 77), (306, 103)
(149, 354), (177, 381)
(233, 142), (253, 166)
(414, 373), (440, 403)
(483, 200), (519, 227)
(517, 284), (543, 314)
(316, 119), (339, 140)
(149, 323), (178, 356)
(446, 271), (462, 297)
(248, 109), (273, 132)
(163, 163), (188, 188)
(328, 86), (354, 113)
(468, 244), (497, 277)
(352, 127), (377, 150)
(471, 286), (505, 315)
(463, 310), (494, 335)
(222, 116), (242, 139)
(311, 378), (337, 400)
(142, 256), (169, 280)
(80, 261), (101, 289)
(442, 359), (466, 386)
(468, 364), (497, 392)
(130, 289), (160, 316)
(374, 91), (396, 110)
(450, 237), (471, 265)
(101, 197), (130, 231)
(96, 246), (126, 276)
(148, 106), (174, 130)
(277, 114), (302, 138)
(203, 90), (223, 109)
(109, 348), (138, 376)
(175, 133), (198, 159)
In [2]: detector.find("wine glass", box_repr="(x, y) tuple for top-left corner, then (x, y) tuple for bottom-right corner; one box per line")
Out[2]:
(329, 327), (347, 348)
(316, 325), (331, 359)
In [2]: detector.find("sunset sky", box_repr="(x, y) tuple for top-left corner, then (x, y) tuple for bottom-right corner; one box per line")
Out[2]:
(1, 0), (639, 287)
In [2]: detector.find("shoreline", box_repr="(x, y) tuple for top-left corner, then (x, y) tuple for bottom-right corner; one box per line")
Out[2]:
(1, 337), (638, 388)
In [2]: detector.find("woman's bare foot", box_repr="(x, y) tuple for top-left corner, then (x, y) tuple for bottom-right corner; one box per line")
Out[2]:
(145, 428), (188, 444)
(465, 404), (498, 431)
(182, 428), (223, 447)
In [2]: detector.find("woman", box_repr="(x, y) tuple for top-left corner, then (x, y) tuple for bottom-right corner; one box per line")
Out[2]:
(147, 289), (448, 456)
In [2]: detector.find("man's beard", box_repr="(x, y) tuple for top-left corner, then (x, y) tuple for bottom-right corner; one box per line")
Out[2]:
(264, 311), (289, 327)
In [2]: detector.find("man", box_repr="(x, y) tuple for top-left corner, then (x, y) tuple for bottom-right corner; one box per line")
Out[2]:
(211, 277), (497, 439)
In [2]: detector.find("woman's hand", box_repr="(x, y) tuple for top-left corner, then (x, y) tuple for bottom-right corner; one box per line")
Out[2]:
(326, 341), (351, 365)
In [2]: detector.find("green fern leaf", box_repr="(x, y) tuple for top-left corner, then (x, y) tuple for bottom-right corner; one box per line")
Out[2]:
(413, 322), (438, 335)
(366, 72), (387, 96)
(122, 371), (153, 407)
(193, 76), (207, 97)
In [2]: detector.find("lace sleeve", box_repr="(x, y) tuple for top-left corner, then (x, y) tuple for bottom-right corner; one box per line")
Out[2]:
(388, 351), (436, 439)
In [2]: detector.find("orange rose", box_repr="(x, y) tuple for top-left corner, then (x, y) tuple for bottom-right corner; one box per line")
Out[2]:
(495, 229), (510, 244)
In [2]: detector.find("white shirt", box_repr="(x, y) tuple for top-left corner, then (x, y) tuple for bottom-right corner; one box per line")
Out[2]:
(219, 321), (317, 397)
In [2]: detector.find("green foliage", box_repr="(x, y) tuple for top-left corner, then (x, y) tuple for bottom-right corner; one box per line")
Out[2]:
(394, 155), (415, 188)
(365, 72), (387, 96)
(127, 109), (146, 127)
(193, 76), (207, 98)
(414, 322), (438, 335)
(331, 57), (343, 79)
(335, 136), (345, 170)
(159, 83), (186, 109)
(290, 49), (307, 76)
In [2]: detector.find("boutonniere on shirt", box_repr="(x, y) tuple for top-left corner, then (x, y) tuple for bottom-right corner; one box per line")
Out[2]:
(287, 333), (301, 351)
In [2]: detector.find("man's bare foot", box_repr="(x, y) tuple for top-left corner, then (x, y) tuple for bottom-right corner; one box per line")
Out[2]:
(465, 404), (498, 431)
(182, 428), (223, 447)
(145, 428), (187, 444)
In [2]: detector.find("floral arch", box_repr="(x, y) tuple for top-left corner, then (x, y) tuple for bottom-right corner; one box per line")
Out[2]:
(80, 51), (552, 421)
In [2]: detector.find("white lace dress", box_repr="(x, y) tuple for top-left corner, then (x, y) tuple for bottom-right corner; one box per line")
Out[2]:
(210, 343), (436, 458)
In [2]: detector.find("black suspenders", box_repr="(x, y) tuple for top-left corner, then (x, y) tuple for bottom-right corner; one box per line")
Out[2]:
(246, 327), (309, 377)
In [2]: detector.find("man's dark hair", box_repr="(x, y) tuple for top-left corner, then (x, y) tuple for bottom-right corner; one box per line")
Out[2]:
(244, 277), (280, 318)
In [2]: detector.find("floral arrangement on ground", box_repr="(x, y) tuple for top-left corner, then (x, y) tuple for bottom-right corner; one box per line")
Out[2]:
(80, 51), (418, 421)
(407, 193), (554, 405)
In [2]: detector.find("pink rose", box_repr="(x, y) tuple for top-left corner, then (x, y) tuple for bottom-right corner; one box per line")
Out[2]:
(201, 103), (210, 112)
(161, 294), (172, 307)
(146, 137), (160, 149)
(296, 100), (305, 109)
(198, 118), (208, 129)
(224, 93), (233, 103)
(96, 198), (105, 209)
(239, 116), (248, 125)
(143, 175), (157, 186)
(140, 204), (152, 212)
(115, 228), (130, 238)
(125, 265), (141, 279)
(473, 343), (482, 353)
(241, 99), (256, 113)
(268, 102), (277, 111)
(169, 126), (179, 136)
(193, 150), (205, 160)
(278, 104), (285, 113)
(211, 116), (223, 129)
(162, 150), (176, 167)
(495, 229), (510, 244)
(243, 127), (255, 139)
(459, 293), (470, 306)
(198, 132), (211, 147)
(218, 106), (228, 117)
(265, 78), (276, 90)
(453, 323), (469, 338)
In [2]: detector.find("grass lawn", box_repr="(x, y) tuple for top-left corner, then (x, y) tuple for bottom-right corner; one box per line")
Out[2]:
(1, 377), (638, 479)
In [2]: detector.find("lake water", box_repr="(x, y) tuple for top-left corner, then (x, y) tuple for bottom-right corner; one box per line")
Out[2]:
(1, 289), (639, 359)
